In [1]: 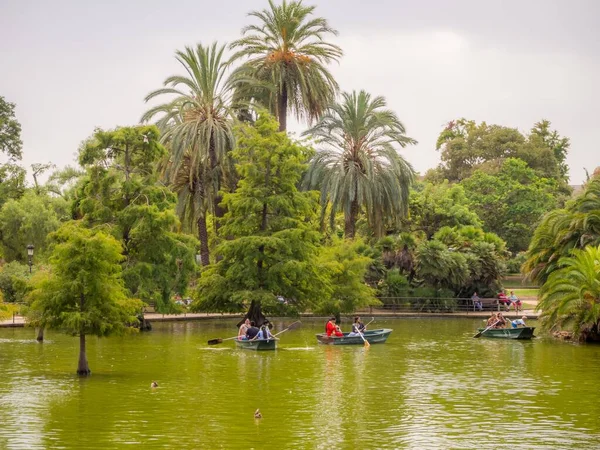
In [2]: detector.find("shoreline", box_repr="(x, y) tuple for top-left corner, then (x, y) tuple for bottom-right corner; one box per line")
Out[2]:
(0, 309), (539, 328)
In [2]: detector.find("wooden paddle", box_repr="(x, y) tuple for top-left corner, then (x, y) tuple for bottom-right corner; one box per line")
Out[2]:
(207, 335), (240, 345)
(272, 320), (302, 338)
(473, 320), (501, 338)
(356, 327), (370, 347)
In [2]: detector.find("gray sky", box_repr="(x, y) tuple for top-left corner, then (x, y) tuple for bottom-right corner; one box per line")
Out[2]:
(1, 0), (598, 184)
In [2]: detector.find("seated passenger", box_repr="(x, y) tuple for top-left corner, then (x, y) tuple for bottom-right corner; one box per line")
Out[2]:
(486, 312), (498, 327)
(246, 322), (260, 340)
(325, 317), (343, 337)
(238, 318), (250, 340)
(511, 316), (528, 328)
(257, 324), (273, 340)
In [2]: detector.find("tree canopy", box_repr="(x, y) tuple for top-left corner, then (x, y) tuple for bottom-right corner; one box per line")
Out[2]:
(230, 0), (342, 131)
(303, 90), (416, 238)
(74, 126), (198, 311)
(0, 96), (23, 161)
(194, 113), (327, 314)
(460, 158), (565, 252)
(431, 118), (570, 184)
(28, 223), (142, 374)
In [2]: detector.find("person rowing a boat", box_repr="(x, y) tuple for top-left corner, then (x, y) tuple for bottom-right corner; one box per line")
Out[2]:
(348, 316), (365, 337)
(486, 312), (498, 327)
(494, 312), (507, 328)
(238, 318), (251, 340)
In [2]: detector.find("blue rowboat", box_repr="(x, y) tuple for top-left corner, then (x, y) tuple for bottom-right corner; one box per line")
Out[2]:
(316, 328), (393, 345)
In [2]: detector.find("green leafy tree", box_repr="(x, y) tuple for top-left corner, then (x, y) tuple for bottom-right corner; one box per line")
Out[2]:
(524, 174), (600, 285)
(193, 114), (326, 321)
(408, 181), (482, 239)
(0, 96), (23, 161)
(303, 90), (416, 238)
(0, 162), (26, 207)
(433, 118), (569, 183)
(536, 245), (600, 342)
(0, 97), (25, 208)
(45, 165), (85, 199)
(0, 261), (31, 303)
(413, 225), (506, 297)
(0, 190), (60, 262)
(142, 43), (236, 264)
(230, 0), (342, 131)
(0, 301), (17, 321)
(530, 119), (570, 179)
(315, 238), (378, 315)
(75, 126), (198, 311)
(460, 158), (563, 252)
(28, 223), (142, 375)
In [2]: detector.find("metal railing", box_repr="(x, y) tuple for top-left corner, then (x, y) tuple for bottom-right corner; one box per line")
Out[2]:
(374, 297), (506, 314)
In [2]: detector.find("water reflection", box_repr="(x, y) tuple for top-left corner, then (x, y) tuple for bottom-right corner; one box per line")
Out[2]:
(0, 318), (599, 448)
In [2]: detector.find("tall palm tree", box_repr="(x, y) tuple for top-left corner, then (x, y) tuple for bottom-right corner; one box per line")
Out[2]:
(170, 152), (211, 266)
(230, 0), (342, 131)
(537, 245), (600, 341)
(142, 42), (236, 265)
(303, 90), (416, 238)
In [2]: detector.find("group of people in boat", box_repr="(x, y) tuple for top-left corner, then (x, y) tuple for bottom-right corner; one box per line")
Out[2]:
(487, 312), (528, 329)
(237, 318), (275, 340)
(325, 316), (367, 337)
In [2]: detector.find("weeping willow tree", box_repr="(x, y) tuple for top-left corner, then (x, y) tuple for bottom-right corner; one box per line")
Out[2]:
(303, 90), (416, 238)
(230, 0), (342, 131)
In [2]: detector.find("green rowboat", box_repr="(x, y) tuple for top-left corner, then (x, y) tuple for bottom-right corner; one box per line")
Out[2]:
(316, 328), (393, 345)
(477, 327), (535, 340)
(235, 338), (277, 351)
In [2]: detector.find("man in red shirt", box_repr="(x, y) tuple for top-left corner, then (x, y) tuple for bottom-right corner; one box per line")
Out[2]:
(326, 317), (343, 337)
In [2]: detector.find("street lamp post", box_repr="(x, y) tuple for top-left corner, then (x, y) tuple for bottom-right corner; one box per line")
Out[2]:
(27, 244), (34, 274)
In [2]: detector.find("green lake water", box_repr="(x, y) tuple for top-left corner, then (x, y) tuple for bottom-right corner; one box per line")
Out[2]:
(1, 317), (599, 449)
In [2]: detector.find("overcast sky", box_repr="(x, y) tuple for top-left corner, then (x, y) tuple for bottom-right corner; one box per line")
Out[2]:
(1, 0), (598, 184)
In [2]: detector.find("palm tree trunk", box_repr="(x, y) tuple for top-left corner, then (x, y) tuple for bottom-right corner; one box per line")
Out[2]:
(77, 333), (91, 376)
(197, 215), (210, 266)
(344, 198), (359, 238)
(277, 84), (288, 132)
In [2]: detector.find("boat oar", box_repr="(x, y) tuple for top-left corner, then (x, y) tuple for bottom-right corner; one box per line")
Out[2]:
(273, 320), (302, 338)
(364, 318), (375, 330)
(207, 335), (240, 345)
(473, 320), (501, 338)
(357, 328), (370, 347)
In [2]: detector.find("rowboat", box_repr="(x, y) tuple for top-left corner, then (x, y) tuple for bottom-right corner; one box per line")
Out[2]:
(477, 327), (535, 340)
(316, 328), (393, 345)
(235, 338), (277, 351)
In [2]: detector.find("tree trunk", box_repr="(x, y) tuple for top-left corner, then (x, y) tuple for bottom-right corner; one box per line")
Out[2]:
(344, 197), (359, 238)
(36, 327), (44, 342)
(208, 133), (225, 262)
(197, 215), (210, 266)
(236, 300), (267, 329)
(77, 333), (91, 376)
(277, 84), (288, 132)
